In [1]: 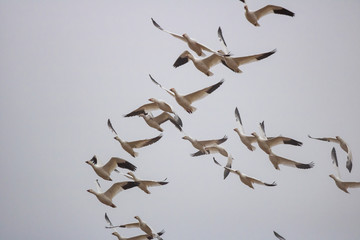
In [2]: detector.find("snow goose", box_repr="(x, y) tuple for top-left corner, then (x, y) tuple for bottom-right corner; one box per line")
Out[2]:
(124, 98), (176, 117)
(308, 135), (352, 173)
(139, 111), (182, 132)
(86, 155), (137, 181)
(149, 74), (224, 113)
(173, 50), (221, 76)
(114, 134), (162, 158)
(151, 18), (215, 57)
(87, 181), (139, 208)
(191, 145), (229, 157)
(213, 157), (276, 189)
(329, 147), (360, 193)
(112, 231), (165, 240)
(217, 26), (276, 72)
(123, 172), (168, 194)
(241, 1), (295, 27)
(120, 216), (164, 240)
(182, 135), (228, 153)
(233, 107), (257, 151)
(274, 231), (286, 240)
(268, 152), (314, 170)
(251, 132), (302, 155)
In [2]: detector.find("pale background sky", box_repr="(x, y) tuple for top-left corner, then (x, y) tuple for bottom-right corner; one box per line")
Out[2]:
(1, 0), (360, 239)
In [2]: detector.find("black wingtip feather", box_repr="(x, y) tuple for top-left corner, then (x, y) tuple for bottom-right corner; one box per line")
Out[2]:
(265, 181), (277, 187)
(124, 110), (146, 117)
(206, 79), (224, 94)
(151, 18), (163, 30)
(90, 155), (97, 164)
(122, 181), (140, 190)
(257, 49), (276, 61)
(331, 147), (338, 167)
(191, 151), (204, 157)
(346, 159), (352, 173)
(274, 8), (295, 17)
(284, 139), (302, 146)
(107, 119), (118, 135)
(173, 56), (189, 68)
(118, 162), (137, 171)
(296, 162), (314, 169)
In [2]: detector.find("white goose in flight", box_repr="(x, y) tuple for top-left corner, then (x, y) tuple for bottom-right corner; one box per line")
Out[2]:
(173, 48), (276, 76)
(149, 74), (224, 113)
(173, 50), (221, 76)
(182, 135), (228, 154)
(329, 147), (360, 193)
(87, 181), (139, 208)
(268, 152), (314, 170)
(217, 26), (277, 72)
(233, 107), (257, 151)
(124, 98), (176, 117)
(191, 145), (229, 157)
(86, 155), (137, 181)
(240, 1), (295, 26)
(114, 134), (162, 158)
(139, 111), (182, 132)
(308, 134), (353, 173)
(213, 157), (276, 189)
(251, 132), (302, 155)
(151, 18), (215, 56)
(120, 216), (164, 240)
(123, 172), (168, 194)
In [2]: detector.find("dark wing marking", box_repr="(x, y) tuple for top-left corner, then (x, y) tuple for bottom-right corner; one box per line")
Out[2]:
(90, 155), (97, 165)
(331, 147), (338, 167)
(107, 119), (118, 135)
(105, 213), (113, 227)
(173, 54), (189, 68)
(274, 231), (286, 240)
(273, 7), (294, 17)
(295, 162), (315, 169)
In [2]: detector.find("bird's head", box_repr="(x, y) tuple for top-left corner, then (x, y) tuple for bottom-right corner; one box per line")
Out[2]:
(182, 136), (191, 141)
(182, 33), (189, 39)
(87, 189), (96, 195)
(148, 98), (157, 103)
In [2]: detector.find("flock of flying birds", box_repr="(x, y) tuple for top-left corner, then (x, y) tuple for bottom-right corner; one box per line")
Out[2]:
(85, 1), (360, 239)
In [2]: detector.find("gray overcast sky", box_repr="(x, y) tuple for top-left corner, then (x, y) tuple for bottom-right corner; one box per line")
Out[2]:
(1, 0), (360, 239)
